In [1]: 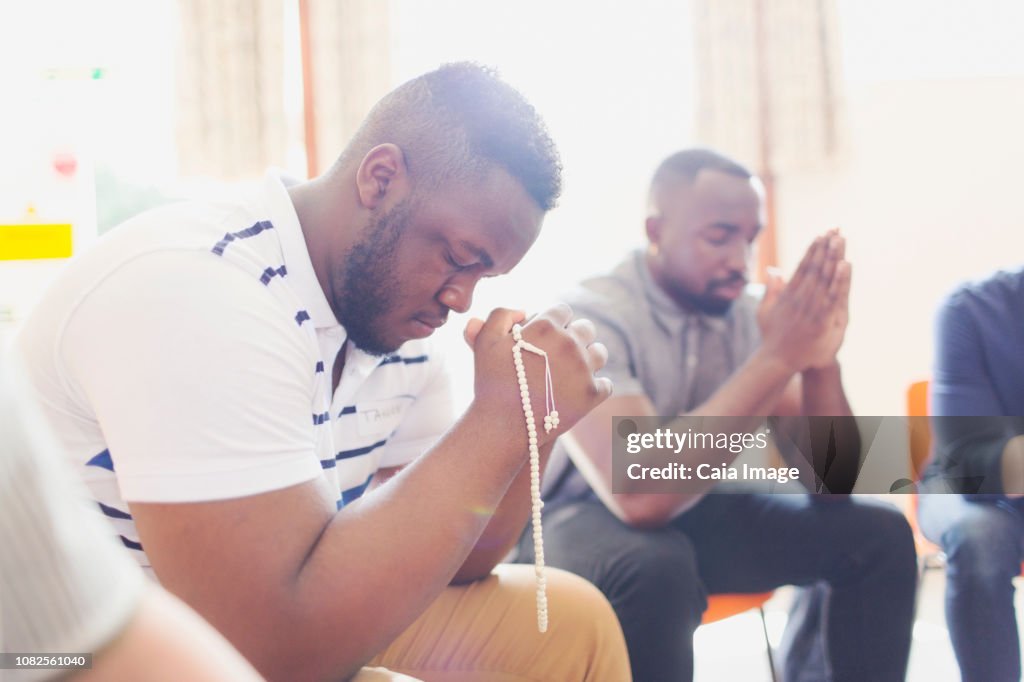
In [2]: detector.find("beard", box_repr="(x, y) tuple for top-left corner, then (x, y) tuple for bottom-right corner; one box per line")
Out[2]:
(665, 276), (743, 317)
(331, 200), (412, 356)
(684, 292), (733, 316)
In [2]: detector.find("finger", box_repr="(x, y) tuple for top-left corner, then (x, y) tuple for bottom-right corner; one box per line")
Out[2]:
(809, 272), (839, 319)
(811, 233), (831, 275)
(819, 234), (842, 288)
(763, 269), (785, 300)
(798, 235), (842, 316)
(568, 318), (598, 348)
(586, 341), (609, 373)
(815, 232), (839, 282)
(816, 267), (839, 313)
(831, 233), (846, 262)
(758, 274), (782, 323)
(463, 317), (485, 348)
(832, 261), (852, 307)
(814, 262), (850, 330)
(824, 235), (846, 294)
(825, 258), (850, 299)
(475, 308), (527, 345)
(789, 237), (824, 291)
(533, 302), (573, 330)
(790, 237), (826, 301)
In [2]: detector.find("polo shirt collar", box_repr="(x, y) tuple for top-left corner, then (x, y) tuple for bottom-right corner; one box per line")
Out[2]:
(262, 173), (386, 380)
(263, 172), (340, 333)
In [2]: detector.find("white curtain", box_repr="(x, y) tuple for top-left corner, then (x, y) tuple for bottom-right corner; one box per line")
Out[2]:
(174, 0), (393, 180)
(176, 0), (288, 180)
(305, 0), (391, 174)
(693, 0), (844, 173)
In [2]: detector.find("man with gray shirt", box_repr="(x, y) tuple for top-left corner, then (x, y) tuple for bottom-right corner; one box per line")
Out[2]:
(517, 149), (917, 682)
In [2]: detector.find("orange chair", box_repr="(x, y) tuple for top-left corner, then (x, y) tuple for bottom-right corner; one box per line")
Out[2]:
(906, 380), (932, 480)
(701, 592), (778, 681)
(905, 380), (945, 571)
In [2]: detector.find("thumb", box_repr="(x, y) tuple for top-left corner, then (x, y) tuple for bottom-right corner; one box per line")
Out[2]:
(463, 317), (485, 348)
(471, 308), (528, 349)
(763, 270), (785, 306)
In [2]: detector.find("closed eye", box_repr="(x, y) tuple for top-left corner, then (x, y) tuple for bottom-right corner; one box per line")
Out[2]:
(705, 223), (739, 246)
(705, 231), (731, 246)
(444, 252), (476, 272)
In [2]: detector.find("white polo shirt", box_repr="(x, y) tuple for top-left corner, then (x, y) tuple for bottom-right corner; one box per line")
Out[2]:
(15, 174), (453, 571)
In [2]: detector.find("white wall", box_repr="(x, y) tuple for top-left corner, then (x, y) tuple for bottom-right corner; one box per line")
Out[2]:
(776, 76), (1024, 415)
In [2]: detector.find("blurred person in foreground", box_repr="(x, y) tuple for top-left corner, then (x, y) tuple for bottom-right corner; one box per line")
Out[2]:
(0, 356), (266, 682)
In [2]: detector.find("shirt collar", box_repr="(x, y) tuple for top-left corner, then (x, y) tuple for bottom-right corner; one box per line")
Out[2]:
(262, 172), (392, 378)
(262, 172), (341, 334)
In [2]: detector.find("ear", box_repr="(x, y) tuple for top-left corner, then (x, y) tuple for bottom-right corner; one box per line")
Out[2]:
(645, 214), (663, 245)
(355, 143), (408, 210)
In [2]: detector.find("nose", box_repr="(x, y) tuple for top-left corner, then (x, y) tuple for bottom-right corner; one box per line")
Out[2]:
(438, 275), (477, 314)
(725, 240), (751, 276)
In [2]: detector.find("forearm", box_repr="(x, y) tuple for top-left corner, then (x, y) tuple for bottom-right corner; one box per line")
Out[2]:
(777, 362), (860, 493)
(452, 441), (555, 583)
(695, 346), (798, 418)
(596, 348), (796, 526)
(800, 362), (852, 416)
(288, 404), (527, 679)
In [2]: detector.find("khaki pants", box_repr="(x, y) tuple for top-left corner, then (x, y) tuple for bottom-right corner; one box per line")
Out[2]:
(368, 564), (631, 681)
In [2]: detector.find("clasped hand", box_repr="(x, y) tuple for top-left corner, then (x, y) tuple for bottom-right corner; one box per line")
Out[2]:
(464, 304), (612, 448)
(757, 229), (852, 372)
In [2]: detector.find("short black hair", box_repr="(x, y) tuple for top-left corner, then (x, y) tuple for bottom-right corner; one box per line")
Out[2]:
(648, 148), (753, 209)
(339, 62), (562, 211)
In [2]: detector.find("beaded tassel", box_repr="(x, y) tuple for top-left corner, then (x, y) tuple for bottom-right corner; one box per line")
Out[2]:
(511, 323), (558, 633)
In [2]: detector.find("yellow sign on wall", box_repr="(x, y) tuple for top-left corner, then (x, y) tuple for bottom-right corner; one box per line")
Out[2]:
(0, 223), (73, 261)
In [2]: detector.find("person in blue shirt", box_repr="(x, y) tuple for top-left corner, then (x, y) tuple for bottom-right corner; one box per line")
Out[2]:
(919, 266), (1024, 682)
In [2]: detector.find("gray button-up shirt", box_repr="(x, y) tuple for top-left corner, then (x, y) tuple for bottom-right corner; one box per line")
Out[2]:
(543, 249), (762, 508)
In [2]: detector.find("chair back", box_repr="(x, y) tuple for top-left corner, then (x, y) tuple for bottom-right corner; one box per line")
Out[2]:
(701, 592), (774, 625)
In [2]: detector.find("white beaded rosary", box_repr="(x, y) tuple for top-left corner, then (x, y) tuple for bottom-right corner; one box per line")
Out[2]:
(511, 323), (558, 633)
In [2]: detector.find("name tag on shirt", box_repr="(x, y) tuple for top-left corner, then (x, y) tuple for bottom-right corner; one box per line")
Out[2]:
(355, 398), (411, 439)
